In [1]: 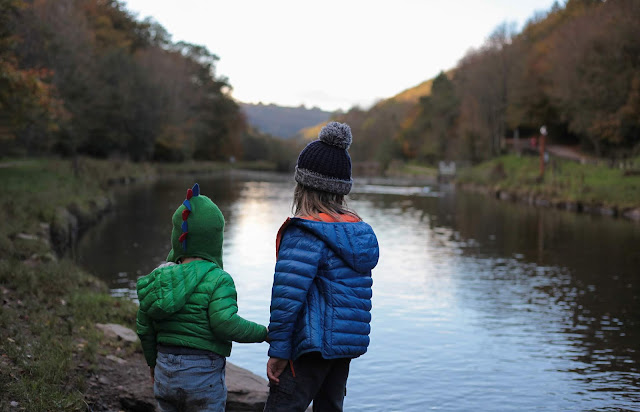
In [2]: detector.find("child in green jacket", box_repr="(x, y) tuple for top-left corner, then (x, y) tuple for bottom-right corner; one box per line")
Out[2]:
(136, 183), (267, 412)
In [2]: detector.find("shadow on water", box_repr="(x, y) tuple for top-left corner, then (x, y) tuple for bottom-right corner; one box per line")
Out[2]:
(77, 172), (640, 411)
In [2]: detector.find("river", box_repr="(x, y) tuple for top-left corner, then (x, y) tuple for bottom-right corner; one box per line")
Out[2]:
(77, 171), (640, 412)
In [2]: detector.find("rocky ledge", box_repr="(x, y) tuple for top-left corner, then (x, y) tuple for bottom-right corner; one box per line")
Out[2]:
(86, 323), (268, 412)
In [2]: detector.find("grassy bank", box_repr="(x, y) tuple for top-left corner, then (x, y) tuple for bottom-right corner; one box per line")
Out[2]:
(0, 158), (160, 411)
(385, 161), (438, 179)
(0, 156), (280, 410)
(456, 154), (640, 212)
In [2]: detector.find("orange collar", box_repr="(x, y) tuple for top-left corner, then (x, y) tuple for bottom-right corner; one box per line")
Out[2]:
(299, 213), (360, 223)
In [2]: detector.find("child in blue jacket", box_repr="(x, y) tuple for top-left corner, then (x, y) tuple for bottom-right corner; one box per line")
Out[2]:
(264, 122), (380, 412)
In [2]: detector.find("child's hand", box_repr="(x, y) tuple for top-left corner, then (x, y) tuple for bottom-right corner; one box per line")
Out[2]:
(266, 357), (288, 385)
(149, 367), (155, 385)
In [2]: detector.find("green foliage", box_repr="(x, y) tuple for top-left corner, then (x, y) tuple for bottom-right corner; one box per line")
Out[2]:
(241, 127), (300, 172)
(0, 259), (136, 411)
(4, 0), (638, 169)
(4, 0), (246, 162)
(329, 0), (639, 170)
(455, 0), (639, 159)
(0, 0), (67, 156)
(339, 100), (415, 164)
(0, 159), (142, 410)
(399, 72), (459, 163)
(546, 0), (640, 155)
(0, 158), (152, 250)
(457, 154), (640, 208)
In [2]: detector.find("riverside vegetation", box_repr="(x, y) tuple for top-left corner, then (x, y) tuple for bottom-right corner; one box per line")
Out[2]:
(0, 159), (144, 411)
(456, 154), (640, 219)
(0, 157), (282, 411)
(2, 0), (639, 405)
(1, 153), (639, 410)
(3, 1), (639, 174)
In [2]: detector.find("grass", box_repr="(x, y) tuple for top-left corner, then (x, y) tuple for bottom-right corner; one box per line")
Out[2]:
(0, 158), (153, 241)
(0, 155), (279, 410)
(0, 158), (141, 411)
(384, 160), (438, 179)
(0, 259), (138, 411)
(456, 154), (640, 209)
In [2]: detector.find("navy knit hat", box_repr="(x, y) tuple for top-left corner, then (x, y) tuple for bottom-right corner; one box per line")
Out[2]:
(294, 122), (353, 195)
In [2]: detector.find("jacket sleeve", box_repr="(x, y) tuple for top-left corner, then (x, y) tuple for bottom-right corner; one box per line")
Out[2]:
(268, 227), (323, 359)
(136, 309), (157, 367)
(207, 272), (268, 343)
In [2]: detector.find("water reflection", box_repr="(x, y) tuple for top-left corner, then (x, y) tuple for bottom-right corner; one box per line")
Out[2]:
(77, 172), (640, 411)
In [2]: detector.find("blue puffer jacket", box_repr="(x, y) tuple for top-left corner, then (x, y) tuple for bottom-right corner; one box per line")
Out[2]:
(268, 217), (379, 360)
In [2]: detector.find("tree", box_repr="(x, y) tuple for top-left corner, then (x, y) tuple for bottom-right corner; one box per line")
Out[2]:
(7, 0), (247, 161)
(548, 0), (640, 155)
(398, 72), (458, 163)
(0, 0), (67, 155)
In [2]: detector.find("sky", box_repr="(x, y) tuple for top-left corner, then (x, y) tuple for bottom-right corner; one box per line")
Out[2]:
(122, 0), (559, 112)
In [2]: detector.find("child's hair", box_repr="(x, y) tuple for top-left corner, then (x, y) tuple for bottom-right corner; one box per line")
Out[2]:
(293, 183), (360, 221)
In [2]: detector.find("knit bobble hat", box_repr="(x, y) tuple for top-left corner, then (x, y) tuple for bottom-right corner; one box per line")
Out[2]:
(166, 183), (225, 268)
(294, 121), (353, 195)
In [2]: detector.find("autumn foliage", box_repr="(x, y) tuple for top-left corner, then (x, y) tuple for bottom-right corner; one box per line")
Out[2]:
(333, 0), (640, 165)
(1, 0), (247, 161)
(2, 0), (638, 165)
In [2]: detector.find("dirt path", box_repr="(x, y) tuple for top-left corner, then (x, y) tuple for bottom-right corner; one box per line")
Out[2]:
(84, 330), (156, 412)
(546, 144), (592, 162)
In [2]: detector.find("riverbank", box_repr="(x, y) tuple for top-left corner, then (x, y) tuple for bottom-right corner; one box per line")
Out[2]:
(455, 154), (640, 221)
(0, 157), (272, 411)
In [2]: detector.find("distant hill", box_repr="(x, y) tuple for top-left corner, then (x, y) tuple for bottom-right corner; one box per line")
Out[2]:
(298, 75), (441, 143)
(270, 76), (445, 143)
(240, 103), (333, 139)
(391, 77), (436, 103)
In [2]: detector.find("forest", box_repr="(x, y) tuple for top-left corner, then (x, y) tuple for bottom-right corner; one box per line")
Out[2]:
(0, 0), (294, 163)
(331, 0), (640, 168)
(1, 0), (639, 168)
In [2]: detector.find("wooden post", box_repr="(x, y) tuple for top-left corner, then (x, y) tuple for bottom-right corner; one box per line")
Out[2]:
(539, 125), (547, 178)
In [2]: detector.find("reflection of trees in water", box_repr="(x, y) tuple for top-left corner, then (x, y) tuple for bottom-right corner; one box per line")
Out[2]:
(433, 191), (640, 384)
(81, 179), (639, 396)
(355, 187), (639, 388)
(77, 174), (245, 290)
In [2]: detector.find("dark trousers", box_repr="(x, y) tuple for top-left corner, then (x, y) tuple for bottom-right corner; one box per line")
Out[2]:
(263, 352), (351, 412)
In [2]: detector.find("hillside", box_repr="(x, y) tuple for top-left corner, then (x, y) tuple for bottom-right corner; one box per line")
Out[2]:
(240, 103), (333, 139)
(298, 75), (439, 144)
(391, 77), (435, 103)
(296, 73), (444, 172)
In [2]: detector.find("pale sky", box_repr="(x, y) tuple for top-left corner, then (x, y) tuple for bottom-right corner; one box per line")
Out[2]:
(123, 0), (558, 112)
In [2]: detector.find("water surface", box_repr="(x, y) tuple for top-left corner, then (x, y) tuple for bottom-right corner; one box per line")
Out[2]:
(77, 171), (640, 411)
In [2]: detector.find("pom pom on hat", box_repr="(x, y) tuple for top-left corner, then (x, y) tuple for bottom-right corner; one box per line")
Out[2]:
(318, 122), (352, 149)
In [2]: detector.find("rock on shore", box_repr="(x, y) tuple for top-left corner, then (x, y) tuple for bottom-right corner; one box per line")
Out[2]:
(86, 323), (269, 412)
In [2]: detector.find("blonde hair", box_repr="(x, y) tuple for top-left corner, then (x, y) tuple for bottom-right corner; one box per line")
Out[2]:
(293, 183), (360, 220)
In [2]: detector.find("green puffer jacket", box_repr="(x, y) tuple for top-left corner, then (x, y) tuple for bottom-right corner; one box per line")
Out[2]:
(136, 260), (267, 367)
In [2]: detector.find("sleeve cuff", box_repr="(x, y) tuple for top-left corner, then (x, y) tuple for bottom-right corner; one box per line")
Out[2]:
(268, 347), (291, 359)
